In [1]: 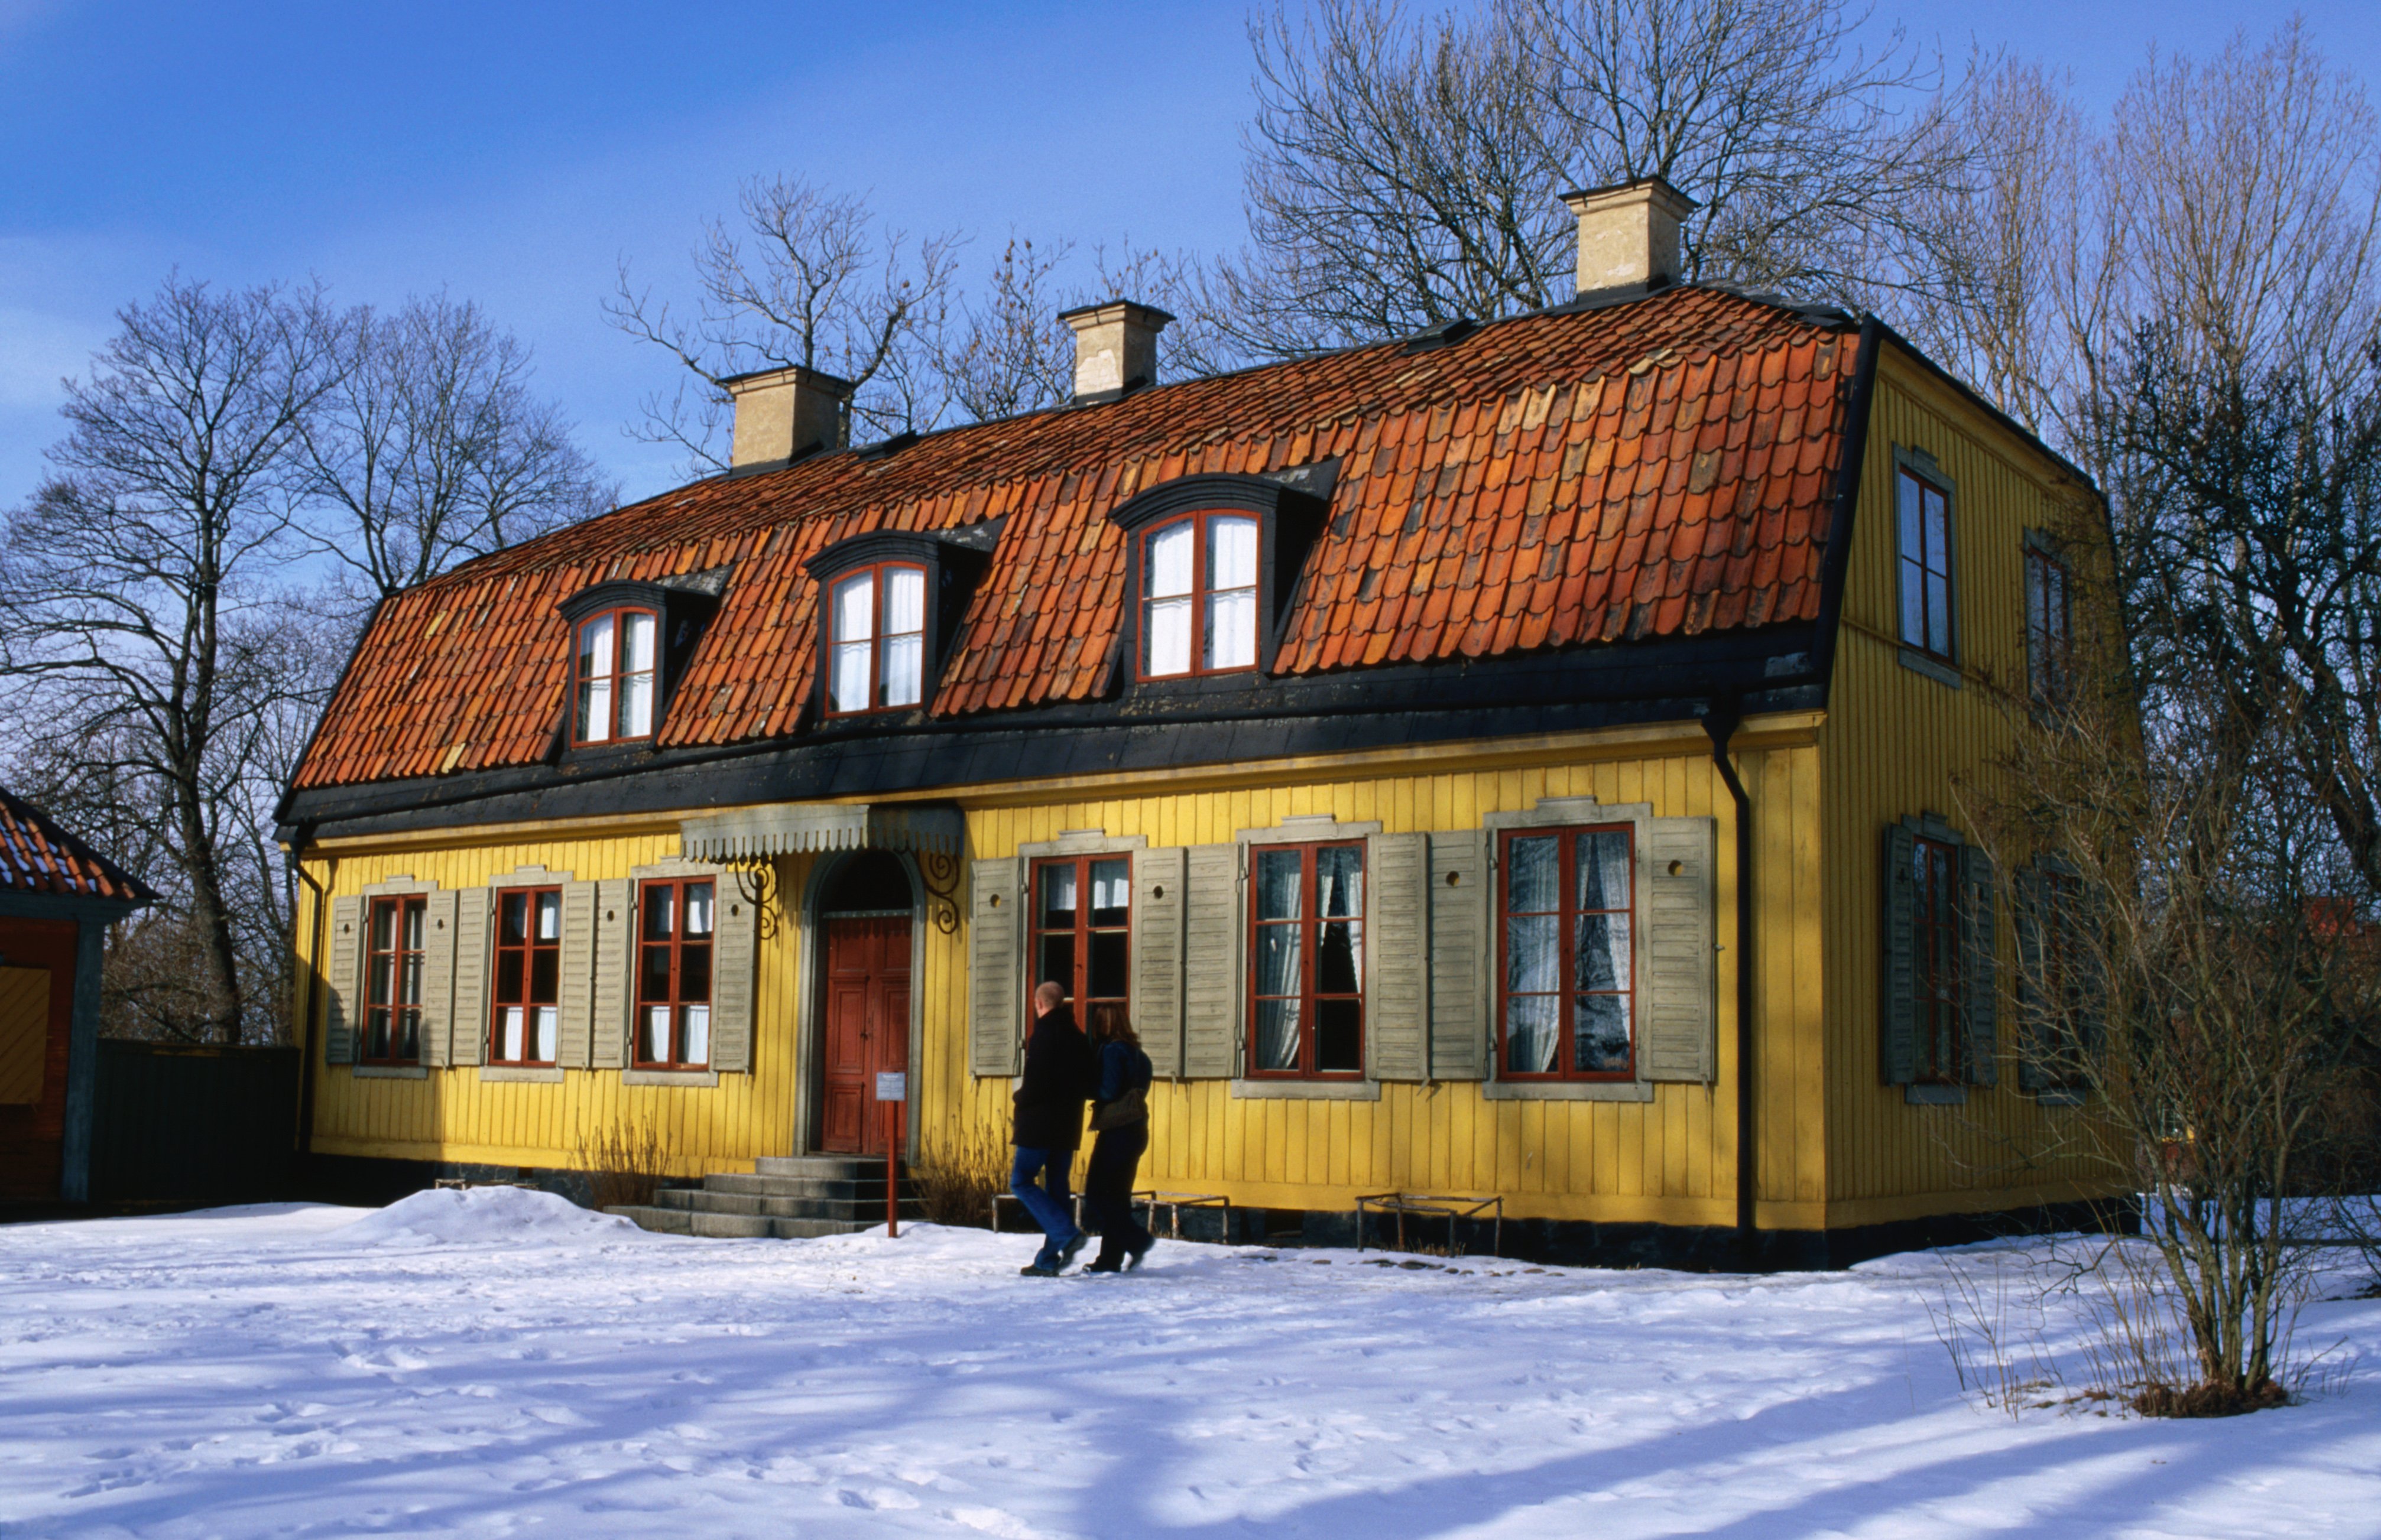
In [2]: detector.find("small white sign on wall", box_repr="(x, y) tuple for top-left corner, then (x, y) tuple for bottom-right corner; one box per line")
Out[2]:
(875, 1071), (907, 1102)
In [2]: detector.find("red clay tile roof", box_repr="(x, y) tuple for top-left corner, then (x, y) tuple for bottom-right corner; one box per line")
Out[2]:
(0, 786), (155, 904)
(295, 285), (1857, 791)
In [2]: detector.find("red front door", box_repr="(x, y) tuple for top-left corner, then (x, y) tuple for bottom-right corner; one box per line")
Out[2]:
(820, 915), (911, 1155)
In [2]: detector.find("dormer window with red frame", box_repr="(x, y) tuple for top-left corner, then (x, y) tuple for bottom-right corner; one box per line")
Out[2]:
(827, 563), (927, 714)
(573, 607), (657, 744)
(1140, 512), (1258, 678)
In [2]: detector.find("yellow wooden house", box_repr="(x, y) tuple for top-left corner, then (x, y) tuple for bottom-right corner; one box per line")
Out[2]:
(281, 180), (2116, 1265)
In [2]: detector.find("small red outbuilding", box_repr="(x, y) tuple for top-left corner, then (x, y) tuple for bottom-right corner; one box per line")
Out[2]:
(0, 786), (153, 1201)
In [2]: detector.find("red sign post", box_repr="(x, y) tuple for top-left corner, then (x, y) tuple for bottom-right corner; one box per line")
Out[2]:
(875, 1071), (906, 1237)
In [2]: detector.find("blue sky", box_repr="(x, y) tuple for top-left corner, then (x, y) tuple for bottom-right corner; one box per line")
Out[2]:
(3, 2), (2375, 508)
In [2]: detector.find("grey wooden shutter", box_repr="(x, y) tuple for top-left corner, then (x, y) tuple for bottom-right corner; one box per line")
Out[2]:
(711, 872), (758, 1073)
(1428, 829), (1490, 1080)
(1132, 846), (1187, 1078)
(1365, 832), (1429, 1081)
(557, 879), (598, 1069)
(450, 888), (491, 1067)
(420, 888), (460, 1068)
(1960, 842), (1997, 1086)
(2013, 866), (2049, 1091)
(325, 894), (362, 1065)
(1644, 816), (1718, 1082)
(969, 856), (1025, 1077)
(1181, 843), (1243, 1078)
(592, 879), (632, 1070)
(1880, 823), (1918, 1084)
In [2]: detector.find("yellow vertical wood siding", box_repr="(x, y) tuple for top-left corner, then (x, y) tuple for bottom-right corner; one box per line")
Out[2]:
(1814, 344), (2118, 1225)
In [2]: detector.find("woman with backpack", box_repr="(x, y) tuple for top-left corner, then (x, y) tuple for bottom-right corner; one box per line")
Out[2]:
(1081, 1003), (1156, 1272)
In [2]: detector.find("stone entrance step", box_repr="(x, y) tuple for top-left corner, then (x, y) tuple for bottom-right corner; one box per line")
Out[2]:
(605, 1152), (919, 1240)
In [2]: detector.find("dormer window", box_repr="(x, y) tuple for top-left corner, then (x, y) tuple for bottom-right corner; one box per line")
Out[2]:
(574, 607), (657, 744)
(1141, 512), (1258, 678)
(1105, 466), (1337, 690)
(828, 563), (927, 714)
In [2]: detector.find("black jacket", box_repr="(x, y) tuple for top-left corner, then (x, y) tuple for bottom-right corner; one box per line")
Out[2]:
(1013, 1003), (1098, 1152)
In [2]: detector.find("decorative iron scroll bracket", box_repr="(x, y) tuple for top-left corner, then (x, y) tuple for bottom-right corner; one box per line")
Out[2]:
(724, 858), (782, 943)
(918, 850), (961, 934)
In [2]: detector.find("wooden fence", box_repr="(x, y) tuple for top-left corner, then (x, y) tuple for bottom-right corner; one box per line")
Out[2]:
(89, 1039), (300, 1202)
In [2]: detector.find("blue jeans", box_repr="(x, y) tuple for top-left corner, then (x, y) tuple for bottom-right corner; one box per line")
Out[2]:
(1011, 1145), (1080, 1265)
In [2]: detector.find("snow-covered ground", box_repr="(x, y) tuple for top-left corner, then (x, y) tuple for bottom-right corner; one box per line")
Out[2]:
(1, 1191), (2376, 1538)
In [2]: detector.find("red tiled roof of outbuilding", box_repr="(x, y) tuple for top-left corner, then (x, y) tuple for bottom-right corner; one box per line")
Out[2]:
(0, 785), (155, 904)
(294, 284), (1858, 791)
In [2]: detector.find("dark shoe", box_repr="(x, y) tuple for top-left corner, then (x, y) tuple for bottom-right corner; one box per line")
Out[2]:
(1084, 1256), (1124, 1273)
(1020, 1260), (1060, 1277)
(1125, 1238), (1156, 1271)
(1057, 1232), (1089, 1271)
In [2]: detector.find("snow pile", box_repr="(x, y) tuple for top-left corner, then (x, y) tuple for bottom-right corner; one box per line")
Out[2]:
(334, 1184), (643, 1246)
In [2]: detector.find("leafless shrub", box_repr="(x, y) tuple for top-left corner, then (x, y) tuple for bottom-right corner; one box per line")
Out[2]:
(572, 1110), (672, 1212)
(910, 1124), (1008, 1229)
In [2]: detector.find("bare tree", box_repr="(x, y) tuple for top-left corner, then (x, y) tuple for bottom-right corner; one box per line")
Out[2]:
(605, 176), (962, 471)
(297, 293), (613, 606)
(0, 276), (342, 1042)
(1968, 530), (2376, 1412)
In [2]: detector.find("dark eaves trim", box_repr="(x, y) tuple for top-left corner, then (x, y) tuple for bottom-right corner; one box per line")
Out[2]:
(1808, 316), (1882, 697)
(283, 627), (1827, 840)
(1868, 319), (2101, 499)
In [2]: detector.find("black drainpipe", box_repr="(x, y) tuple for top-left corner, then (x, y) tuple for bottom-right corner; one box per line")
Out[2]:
(292, 837), (331, 1165)
(1701, 694), (1758, 1267)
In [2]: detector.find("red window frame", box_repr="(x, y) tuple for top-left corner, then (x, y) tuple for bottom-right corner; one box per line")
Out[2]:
(1496, 824), (1637, 1081)
(1896, 467), (1955, 662)
(1912, 836), (1965, 1084)
(823, 560), (929, 716)
(1246, 840), (1366, 1080)
(634, 878), (715, 1069)
(363, 895), (426, 1065)
(2025, 544), (2072, 706)
(489, 886), (562, 1067)
(1137, 510), (1260, 681)
(1029, 855), (1131, 1021)
(572, 606), (659, 746)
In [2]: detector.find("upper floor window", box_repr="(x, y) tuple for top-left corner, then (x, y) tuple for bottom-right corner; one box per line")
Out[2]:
(2025, 543), (2072, 705)
(1908, 834), (1965, 1085)
(1141, 512), (1258, 678)
(1500, 826), (1633, 1079)
(364, 895), (425, 1065)
(575, 608), (657, 744)
(828, 563), (926, 714)
(1032, 856), (1130, 1021)
(491, 886), (560, 1066)
(1896, 465), (1954, 662)
(636, 878), (714, 1069)
(1249, 842), (1364, 1078)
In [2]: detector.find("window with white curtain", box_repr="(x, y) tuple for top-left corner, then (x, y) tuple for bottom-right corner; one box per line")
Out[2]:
(573, 608), (657, 743)
(491, 887), (561, 1064)
(1249, 841), (1365, 1077)
(827, 563), (927, 713)
(1500, 825), (1634, 1078)
(1141, 512), (1258, 678)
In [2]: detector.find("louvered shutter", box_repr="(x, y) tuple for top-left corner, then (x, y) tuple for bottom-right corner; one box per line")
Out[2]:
(1881, 824), (1918, 1084)
(420, 888), (459, 1068)
(1181, 843), (1243, 1078)
(1960, 843), (1997, 1087)
(325, 895), (362, 1065)
(2013, 866), (2049, 1091)
(1131, 846), (1187, 1078)
(592, 879), (632, 1070)
(711, 873), (758, 1073)
(1365, 832), (1428, 1081)
(969, 856), (1024, 1077)
(556, 880), (597, 1069)
(1644, 817), (1718, 1081)
(1427, 830), (1489, 1080)
(450, 888), (490, 1067)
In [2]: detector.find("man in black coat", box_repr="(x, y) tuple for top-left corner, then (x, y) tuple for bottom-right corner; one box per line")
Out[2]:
(1012, 980), (1098, 1275)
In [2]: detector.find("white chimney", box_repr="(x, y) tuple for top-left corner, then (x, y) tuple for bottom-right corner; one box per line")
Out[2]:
(721, 363), (853, 473)
(1560, 177), (1699, 297)
(1057, 300), (1173, 401)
